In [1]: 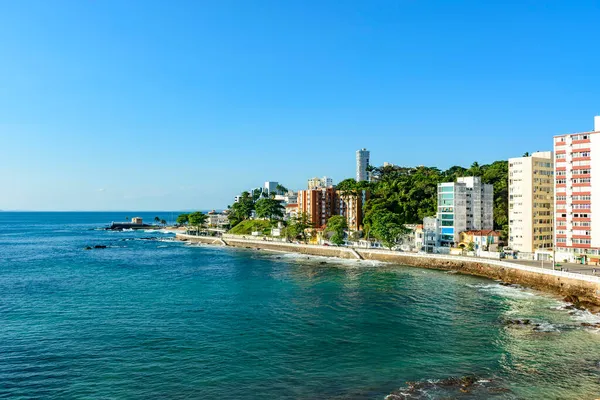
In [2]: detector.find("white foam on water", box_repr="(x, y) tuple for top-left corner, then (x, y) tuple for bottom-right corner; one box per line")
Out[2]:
(533, 322), (560, 333)
(143, 229), (175, 234)
(267, 252), (387, 267)
(467, 283), (536, 300)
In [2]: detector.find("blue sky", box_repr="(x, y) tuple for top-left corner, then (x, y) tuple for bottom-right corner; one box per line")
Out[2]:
(1, 0), (599, 211)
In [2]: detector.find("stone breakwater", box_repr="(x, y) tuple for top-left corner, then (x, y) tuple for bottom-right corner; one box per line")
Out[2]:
(177, 234), (600, 309)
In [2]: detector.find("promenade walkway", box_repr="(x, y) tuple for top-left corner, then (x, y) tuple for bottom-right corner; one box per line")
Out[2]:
(508, 259), (600, 277)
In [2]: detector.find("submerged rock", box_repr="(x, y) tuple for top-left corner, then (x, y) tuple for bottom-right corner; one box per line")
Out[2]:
(581, 322), (600, 329)
(387, 375), (509, 399)
(504, 319), (533, 325)
(94, 245), (107, 249)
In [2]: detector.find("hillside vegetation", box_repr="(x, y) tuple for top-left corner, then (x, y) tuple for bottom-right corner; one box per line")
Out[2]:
(338, 161), (509, 239)
(229, 220), (272, 235)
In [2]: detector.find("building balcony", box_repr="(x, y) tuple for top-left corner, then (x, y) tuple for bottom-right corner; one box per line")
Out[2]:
(572, 139), (591, 145)
(571, 243), (592, 248)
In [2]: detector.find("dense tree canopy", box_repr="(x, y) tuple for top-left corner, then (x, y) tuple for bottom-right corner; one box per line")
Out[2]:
(285, 212), (313, 243)
(176, 213), (189, 225)
(188, 211), (208, 234)
(228, 191), (255, 227)
(325, 215), (347, 245)
(361, 161), (509, 240)
(255, 198), (284, 221)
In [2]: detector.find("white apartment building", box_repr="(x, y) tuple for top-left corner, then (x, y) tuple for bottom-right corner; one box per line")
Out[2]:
(264, 181), (279, 194)
(553, 116), (600, 264)
(437, 176), (493, 246)
(356, 148), (370, 182)
(307, 176), (333, 189)
(422, 216), (440, 252)
(508, 152), (554, 255)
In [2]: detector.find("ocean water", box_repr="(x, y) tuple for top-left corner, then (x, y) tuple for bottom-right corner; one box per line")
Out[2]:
(1, 212), (600, 399)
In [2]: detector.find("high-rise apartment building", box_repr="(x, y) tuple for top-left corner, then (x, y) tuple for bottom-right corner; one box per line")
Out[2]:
(307, 176), (333, 189)
(297, 188), (337, 229)
(264, 181), (279, 194)
(437, 176), (493, 246)
(335, 191), (368, 231)
(356, 149), (370, 182)
(553, 116), (600, 263)
(508, 152), (554, 255)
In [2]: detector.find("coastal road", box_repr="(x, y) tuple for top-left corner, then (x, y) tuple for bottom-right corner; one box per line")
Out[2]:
(506, 259), (600, 277)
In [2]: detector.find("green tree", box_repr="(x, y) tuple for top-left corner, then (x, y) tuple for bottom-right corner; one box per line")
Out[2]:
(369, 209), (409, 250)
(160, 219), (166, 226)
(255, 198), (284, 221)
(154, 216), (160, 225)
(325, 215), (347, 246)
(275, 184), (288, 195)
(229, 191), (255, 227)
(176, 213), (189, 226)
(285, 212), (313, 243)
(252, 188), (262, 201)
(188, 211), (208, 235)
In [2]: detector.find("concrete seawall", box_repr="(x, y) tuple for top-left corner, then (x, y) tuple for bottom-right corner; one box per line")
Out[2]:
(177, 233), (600, 308)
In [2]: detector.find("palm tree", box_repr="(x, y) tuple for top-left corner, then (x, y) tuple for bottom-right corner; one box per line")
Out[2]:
(275, 184), (288, 195)
(154, 216), (160, 225)
(160, 219), (166, 226)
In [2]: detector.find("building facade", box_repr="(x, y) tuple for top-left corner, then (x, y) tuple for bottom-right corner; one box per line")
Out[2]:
(307, 176), (333, 189)
(297, 188), (337, 229)
(356, 148), (370, 182)
(335, 190), (368, 231)
(264, 181), (279, 194)
(553, 116), (600, 263)
(508, 151), (554, 255)
(422, 216), (440, 253)
(437, 176), (493, 246)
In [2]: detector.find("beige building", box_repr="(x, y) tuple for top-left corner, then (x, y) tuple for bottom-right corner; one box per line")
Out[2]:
(508, 151), (554, 255)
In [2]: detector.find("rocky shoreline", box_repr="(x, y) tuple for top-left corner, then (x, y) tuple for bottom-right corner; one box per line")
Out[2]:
(176, 233), (600, 312)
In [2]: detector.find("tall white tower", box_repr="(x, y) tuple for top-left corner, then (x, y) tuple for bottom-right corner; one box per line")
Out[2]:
(356, 148), (370, 182)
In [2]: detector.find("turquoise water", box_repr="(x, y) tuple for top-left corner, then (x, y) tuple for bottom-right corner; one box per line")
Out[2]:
(1, 212), (600, 399)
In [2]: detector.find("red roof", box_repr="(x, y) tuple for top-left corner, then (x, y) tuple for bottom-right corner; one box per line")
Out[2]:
(286, 203), (298, 208)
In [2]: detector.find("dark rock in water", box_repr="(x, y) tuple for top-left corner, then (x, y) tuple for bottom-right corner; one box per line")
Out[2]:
(319, 261), (327, 265)
(581, 322), (600, 329)
(504, 319), (540, 328)
(94, 245), (107, 249)
(84, 246), (92, 250)
(388, 375), (506, 399)
(276, 257), (282, 259)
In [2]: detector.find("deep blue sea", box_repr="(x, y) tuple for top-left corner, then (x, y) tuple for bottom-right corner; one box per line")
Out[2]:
(1, 212), (600, 399)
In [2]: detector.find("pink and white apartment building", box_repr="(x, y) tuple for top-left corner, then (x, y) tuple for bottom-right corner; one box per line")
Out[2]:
(553, 116), (600, 264)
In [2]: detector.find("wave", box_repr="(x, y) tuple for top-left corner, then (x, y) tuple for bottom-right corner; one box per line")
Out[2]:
(467, 283), (536, 300)
(143, 229), (175, 234)
(267, 252), (386, 267)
